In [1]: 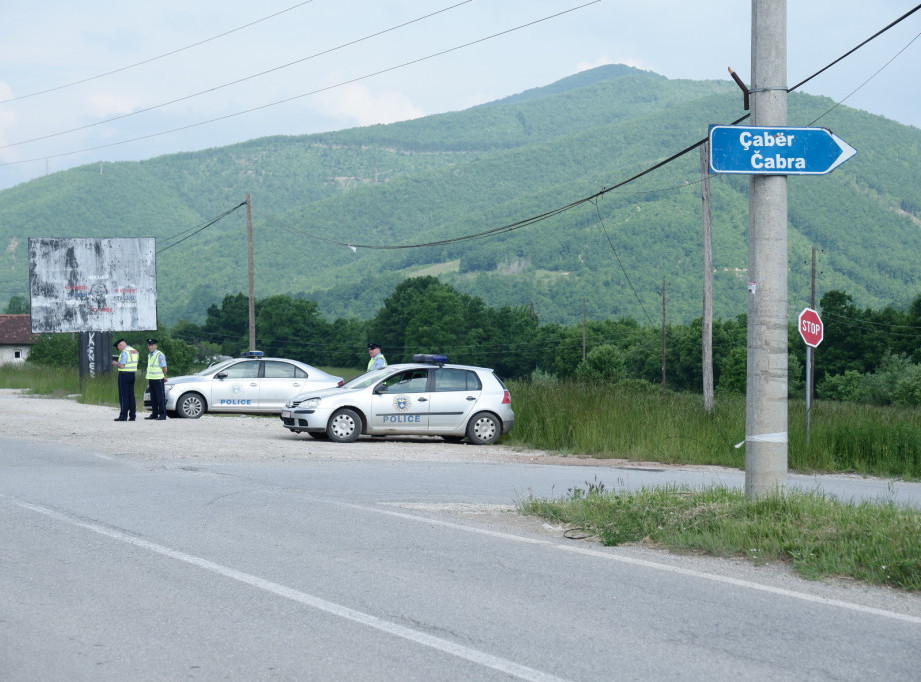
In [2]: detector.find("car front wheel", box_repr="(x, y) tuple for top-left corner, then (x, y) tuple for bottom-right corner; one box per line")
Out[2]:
(327, 408), (361, 442)
(176, 392), (206, 419)
(466, 412), (500, 445)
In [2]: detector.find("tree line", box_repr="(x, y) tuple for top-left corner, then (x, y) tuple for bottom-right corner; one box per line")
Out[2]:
(13, 276), (921, 407)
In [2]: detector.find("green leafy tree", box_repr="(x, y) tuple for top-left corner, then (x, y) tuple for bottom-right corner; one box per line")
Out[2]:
(27, 334), (79, 367)
(716, 346), (746, 394)
(4, 295), (28, 314)
(202, 293), (250, 356)
(255, 295), (330, 364)
(575, 345), (627, 383)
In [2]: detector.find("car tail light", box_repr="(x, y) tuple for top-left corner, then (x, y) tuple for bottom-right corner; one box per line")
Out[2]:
(502, 390), (511, 404)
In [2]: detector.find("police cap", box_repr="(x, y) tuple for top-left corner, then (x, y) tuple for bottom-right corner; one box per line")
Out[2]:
(147, 338), (158, 345)
(113, 338), (126, 348)
(367, 342), (381, 350)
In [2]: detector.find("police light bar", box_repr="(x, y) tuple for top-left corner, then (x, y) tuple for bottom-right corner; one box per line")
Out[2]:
(413, 354), (448, 365)
(242, 350), (264, 357)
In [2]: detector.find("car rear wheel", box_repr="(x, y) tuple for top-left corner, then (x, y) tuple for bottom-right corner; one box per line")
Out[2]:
(176, 392), (206, 419)
(327, 408), (361, 442)
(466, 412), (500, 445)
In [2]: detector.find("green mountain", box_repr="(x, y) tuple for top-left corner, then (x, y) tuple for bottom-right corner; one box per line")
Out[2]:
(2, 64), (920, 327)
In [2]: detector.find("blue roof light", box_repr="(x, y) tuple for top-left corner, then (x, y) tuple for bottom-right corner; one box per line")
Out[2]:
(413, 353), (448, 365)
(242, 350), (264, 357)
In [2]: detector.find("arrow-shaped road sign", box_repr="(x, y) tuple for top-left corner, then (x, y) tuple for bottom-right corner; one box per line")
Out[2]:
(709, 125), (857, 175)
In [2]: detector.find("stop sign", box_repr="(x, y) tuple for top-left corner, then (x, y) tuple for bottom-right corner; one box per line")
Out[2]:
(798, 307), (824, 347)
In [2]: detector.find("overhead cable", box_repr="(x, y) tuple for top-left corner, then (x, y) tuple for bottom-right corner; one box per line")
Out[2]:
(0, 1), (320, 104)
(0, 1), (599, 164)
(1, 1), (474, 149)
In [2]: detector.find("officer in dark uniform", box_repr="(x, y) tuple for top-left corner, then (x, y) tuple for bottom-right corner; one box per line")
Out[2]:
(112, 338), (139, 421)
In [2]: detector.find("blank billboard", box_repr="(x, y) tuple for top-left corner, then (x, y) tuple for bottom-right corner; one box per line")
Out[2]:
(29, 238), (157, 333)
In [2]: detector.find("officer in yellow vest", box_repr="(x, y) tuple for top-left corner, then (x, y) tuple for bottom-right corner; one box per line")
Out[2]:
(112, 338), (139, 421)
(145, 338), (168, 420)
(367, 343), (387, 371)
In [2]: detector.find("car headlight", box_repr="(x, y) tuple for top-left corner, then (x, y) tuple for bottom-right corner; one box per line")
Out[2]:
(303, 397), (320, 409)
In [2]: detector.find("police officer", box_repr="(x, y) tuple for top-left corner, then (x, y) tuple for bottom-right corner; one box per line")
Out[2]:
(144, 338), (168, 420)
(367, 343), (387, 371)
(112, 338), (139, 421)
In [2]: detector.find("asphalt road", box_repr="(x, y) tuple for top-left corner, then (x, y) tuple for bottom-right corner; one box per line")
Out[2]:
(2, 393), (921, 680)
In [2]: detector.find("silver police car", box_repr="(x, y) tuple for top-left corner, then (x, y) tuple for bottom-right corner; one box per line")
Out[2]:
(280, 354), (514, 444)
(145, 351), (343, 419)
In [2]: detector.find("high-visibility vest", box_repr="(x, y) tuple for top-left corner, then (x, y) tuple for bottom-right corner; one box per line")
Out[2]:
(119, 346), (139, 372)
(146, 350), (166, 379)
(367, 354), (387, 371)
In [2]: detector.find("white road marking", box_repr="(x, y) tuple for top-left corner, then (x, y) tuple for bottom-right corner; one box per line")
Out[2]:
(8, 497), (569, 682)
(363, 501), (921, 626)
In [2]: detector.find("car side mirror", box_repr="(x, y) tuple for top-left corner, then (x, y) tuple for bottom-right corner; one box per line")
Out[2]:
(374, 385), (388, 394)
(216, 372), (228, 380)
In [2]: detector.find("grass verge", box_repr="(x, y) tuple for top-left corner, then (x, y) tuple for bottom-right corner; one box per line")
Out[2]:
(519, 483), (921, 590)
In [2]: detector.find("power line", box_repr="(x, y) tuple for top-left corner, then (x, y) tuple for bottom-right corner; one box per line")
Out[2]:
(157, 202), (247, 253)
(0, 1), (599, 166)
(0, 1), (320, 104)
(0, 1), (474, 149)
(253, 3), (921, 254)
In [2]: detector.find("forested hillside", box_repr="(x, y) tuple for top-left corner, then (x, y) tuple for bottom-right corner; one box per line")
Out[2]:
(1, 64), (920, 327)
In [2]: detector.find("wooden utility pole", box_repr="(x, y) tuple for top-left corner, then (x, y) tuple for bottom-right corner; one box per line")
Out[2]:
(582, 299), (587, 361)
(700, 141), (714, 414)
(661, 280), (667, 391)
(745, 0), (788, 498)
(246, 194), (256, 352)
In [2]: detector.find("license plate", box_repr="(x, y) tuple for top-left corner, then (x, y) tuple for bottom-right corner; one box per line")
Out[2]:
(282, 410), (291, 418)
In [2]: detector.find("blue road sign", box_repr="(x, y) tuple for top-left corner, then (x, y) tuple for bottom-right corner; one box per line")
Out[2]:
(709, 125), (857, 175)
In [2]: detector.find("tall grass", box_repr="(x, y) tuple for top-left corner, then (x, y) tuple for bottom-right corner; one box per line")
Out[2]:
(0, 364), (135, 408)
(518, 484), (921, 590)
(506, 379), (921, 479)
(0, 364), (81, 397)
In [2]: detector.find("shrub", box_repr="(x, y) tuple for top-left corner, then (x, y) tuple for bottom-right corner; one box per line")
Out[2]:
(574, 344), (626, 383)
(27, 334), (79, 367)
(818, 370), (864, 402)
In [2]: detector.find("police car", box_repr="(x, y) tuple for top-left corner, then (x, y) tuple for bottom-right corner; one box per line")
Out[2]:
(145, 351), (344, 419)
(280, 354), (514, 444)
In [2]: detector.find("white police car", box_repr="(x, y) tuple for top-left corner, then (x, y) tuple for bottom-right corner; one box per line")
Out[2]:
(280, 354), (514, 444)
(145, 351), (344, 419)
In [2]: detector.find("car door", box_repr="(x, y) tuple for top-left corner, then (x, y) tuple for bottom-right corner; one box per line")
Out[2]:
(368, 368), (431, 433)
(427, 368), (483, 431)
(209, 360), (261, 411)
(258, 360), (308, 412)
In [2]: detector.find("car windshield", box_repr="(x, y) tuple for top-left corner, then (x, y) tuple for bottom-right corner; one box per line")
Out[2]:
(341, 368), (391, 390)
(195, 359), (237, 376)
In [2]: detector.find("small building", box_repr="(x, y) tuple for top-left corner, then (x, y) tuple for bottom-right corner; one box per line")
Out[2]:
(0, 315), (38, 365)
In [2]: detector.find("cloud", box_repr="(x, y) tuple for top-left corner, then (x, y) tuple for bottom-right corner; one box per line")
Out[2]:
(316, 84), (425, 127)
(86, 92), (142, 118)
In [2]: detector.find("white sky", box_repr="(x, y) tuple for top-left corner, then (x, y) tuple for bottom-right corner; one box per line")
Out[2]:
(1, 1), (919, 190)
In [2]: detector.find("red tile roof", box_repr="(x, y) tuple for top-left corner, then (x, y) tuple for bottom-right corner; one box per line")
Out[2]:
(0, 315), (39, 345)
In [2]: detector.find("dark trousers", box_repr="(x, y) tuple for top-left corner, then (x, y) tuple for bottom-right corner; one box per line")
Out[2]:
(118, 371), (136, 419)
(148, 378), (166, 417)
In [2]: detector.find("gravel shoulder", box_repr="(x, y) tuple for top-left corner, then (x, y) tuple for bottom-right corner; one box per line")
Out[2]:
(0, 388), (678, 469)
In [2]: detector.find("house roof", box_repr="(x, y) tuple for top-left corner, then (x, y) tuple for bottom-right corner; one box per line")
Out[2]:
(0, 315), (38, 345)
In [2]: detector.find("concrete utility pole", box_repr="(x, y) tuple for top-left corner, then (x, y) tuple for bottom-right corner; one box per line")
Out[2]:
(246, 194), (256, 352)
(746, 0), (788, 497)
(700, 142), (714, 414)
(661, 280), (667, 391)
